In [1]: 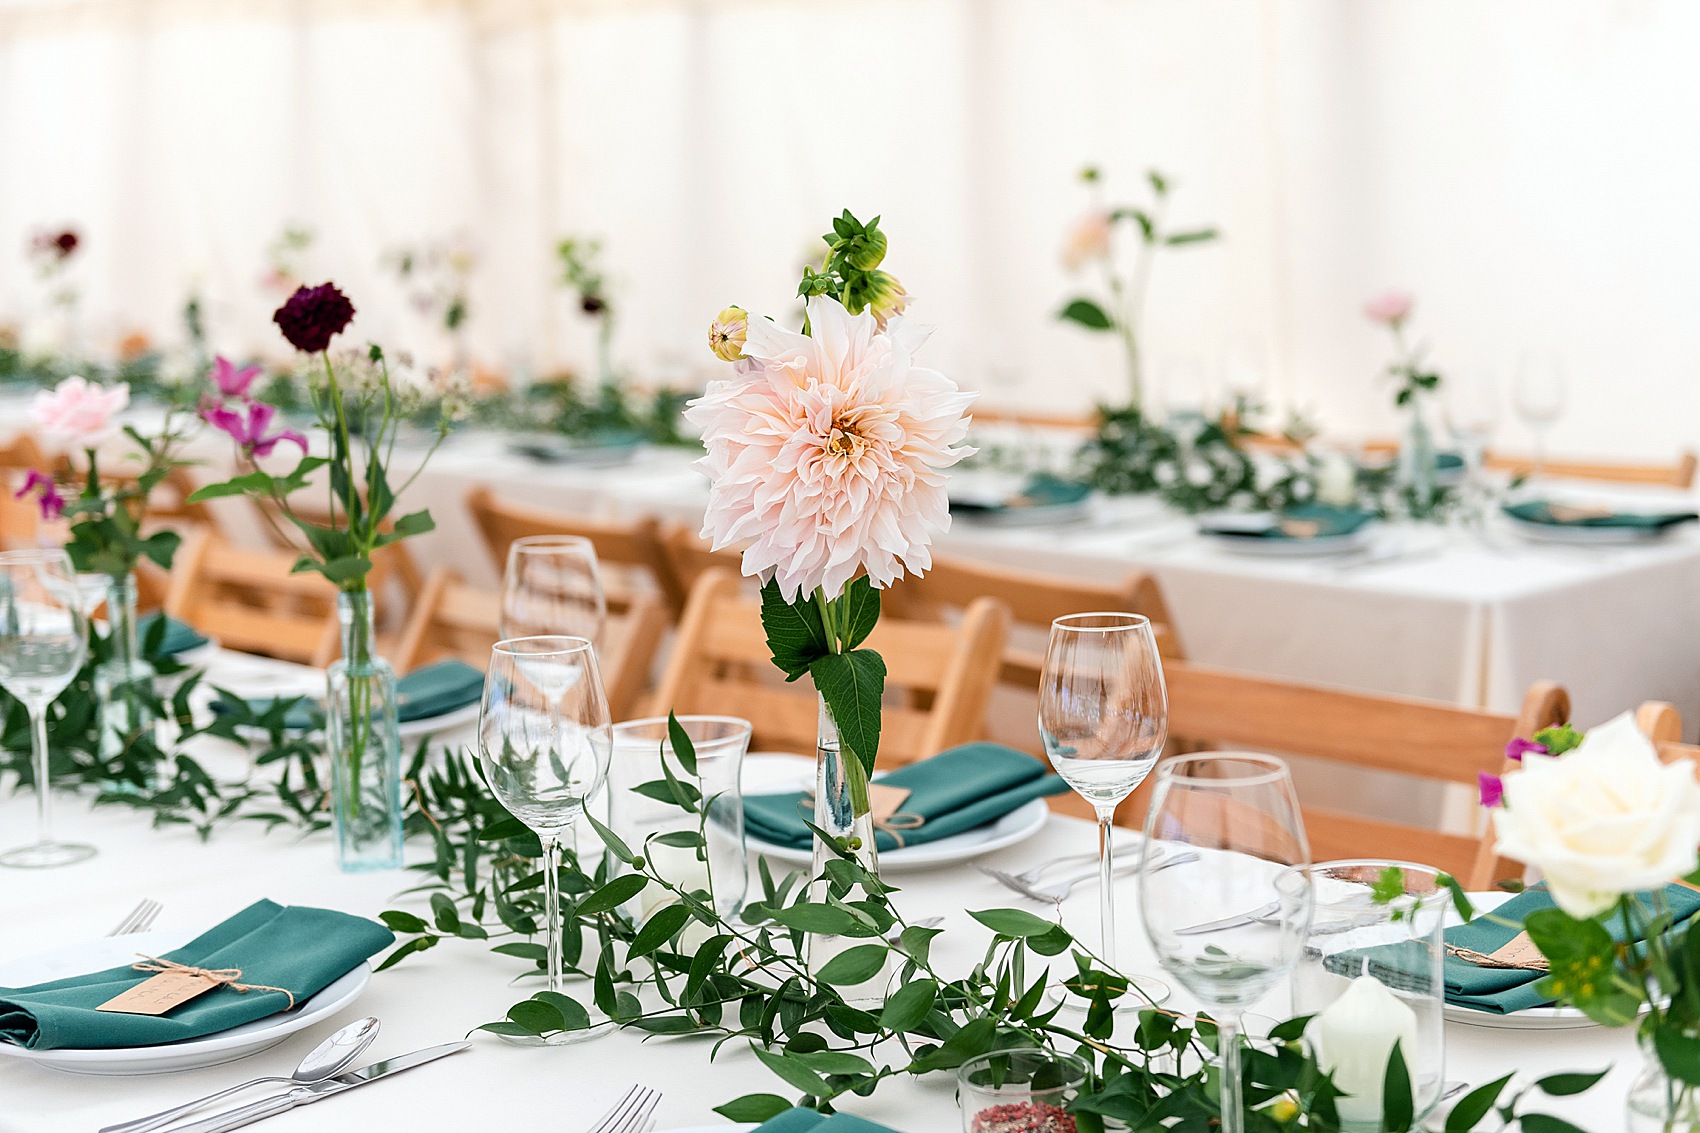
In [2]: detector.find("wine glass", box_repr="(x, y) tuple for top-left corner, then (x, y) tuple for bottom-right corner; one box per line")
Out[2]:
(1441, 371), (1499, 522)
(0, 550), (92, 868)
(1037, 613), (1168, 992)
(477, 635), (612, 1044)
(1138, 754), (1312, 1133)
(500, 536), (606, 644)
(1513, 354), (1566, 482)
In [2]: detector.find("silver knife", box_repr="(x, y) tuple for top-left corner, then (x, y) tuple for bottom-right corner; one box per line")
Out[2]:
(1174, 900), (1282, 936)
(164, 1042), (472, 1133)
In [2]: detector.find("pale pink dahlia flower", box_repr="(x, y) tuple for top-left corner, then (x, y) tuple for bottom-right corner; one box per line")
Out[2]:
(687, 296), (975, 601)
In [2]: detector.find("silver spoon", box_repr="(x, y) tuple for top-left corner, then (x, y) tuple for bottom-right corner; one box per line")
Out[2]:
(100, 1016), (380, 1133)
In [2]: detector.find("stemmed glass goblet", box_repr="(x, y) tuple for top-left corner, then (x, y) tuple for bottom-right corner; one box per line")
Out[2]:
(500, 535), (606, 644)
(1037, 612), (1168, 998)
(0, 549), (93, 868)
(1513, 353), (1566, 482)
(1138, 753), (1312, 1133)
(477, 635), (612, 1044)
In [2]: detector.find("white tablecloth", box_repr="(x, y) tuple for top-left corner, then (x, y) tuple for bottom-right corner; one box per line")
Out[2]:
(0, 652), (1643, 1132)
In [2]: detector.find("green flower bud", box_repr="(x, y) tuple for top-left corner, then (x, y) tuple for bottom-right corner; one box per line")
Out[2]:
(843, 226), (887, 271)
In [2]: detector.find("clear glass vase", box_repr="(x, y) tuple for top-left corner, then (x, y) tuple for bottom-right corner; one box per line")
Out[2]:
(94, 572), (160, 770)
(1630, 1034), (1700, 1132)
(807, 690), (884, 993)
(1397, 401), (1438, 516)
(327, 588), (404, 872)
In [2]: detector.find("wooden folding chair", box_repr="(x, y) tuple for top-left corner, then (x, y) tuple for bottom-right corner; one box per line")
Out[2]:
(1151, 663), (1570, 890)
(651, 568), (1010, 767)
(657, 522), (746, 598)
(254, 496), (423, 631)
(394, 567), (668, 721)
(465, 486), (686, 617)
(164, 530), (342, 666)
(1486, 450), (1698, 490)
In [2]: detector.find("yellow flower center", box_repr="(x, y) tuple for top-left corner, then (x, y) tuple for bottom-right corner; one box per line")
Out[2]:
(825, 425), (866, 459)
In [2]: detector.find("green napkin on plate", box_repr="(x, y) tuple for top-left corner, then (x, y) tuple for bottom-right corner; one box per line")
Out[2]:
(951, 473), (1090, 514)
(1444, 884), (1700, 1015)
(1200, 504), (1375, 541)
(744, 743), (1066, 854)
(229, 659), (485, 730)
(1503, 500), (1699, 530)
(137, 613), (209, 657)
(755, 1109), (903, 1132)
(0, 899), (393, 1049)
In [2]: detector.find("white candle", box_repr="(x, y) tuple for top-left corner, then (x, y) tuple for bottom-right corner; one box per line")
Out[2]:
(1316, 453), (1358, 507)
(1307, 975), (1420, 1126)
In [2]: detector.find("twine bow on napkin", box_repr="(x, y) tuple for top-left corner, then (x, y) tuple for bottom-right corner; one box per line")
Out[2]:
(801, 784), (928, 848)
(132, 956), (298, 1009)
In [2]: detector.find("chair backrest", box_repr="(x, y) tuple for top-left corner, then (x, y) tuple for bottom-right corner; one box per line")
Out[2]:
(394, 567), (668, 721)
(1485, 449), (1698, 490)
(255, 496), (423, 621)
(883, 552), (1183, 685)
(652, 568), (1011, 766)
(465, 486), (685, 616)
(164, 530), (341, 666)
(1162, 661), (1570, 889)
(658, 522), (746, 598)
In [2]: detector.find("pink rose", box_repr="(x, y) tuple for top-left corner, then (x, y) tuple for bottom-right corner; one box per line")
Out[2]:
(30, 375), (130, 449)
(1061, 210), (1113, 273)
(1363, 291), (1414, 327)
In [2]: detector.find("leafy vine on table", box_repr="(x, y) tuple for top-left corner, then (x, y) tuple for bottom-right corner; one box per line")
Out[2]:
(3, 646), (1602, 1131)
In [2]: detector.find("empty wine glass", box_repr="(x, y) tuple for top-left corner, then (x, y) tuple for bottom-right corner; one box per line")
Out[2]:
(1513, 354), (1566, 482)
(478, 635), (612, 1044)
(1037, 613), (1167, 993)
(1442, 371), (1499, 521)
(1139, 754), (1312, 1133)
(0, 550), (92, 868)
(500, 536), (606, 644)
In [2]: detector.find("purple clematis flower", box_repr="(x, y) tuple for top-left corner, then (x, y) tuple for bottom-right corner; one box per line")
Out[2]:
(210, 355), (262, 399)
(14, 469), (65, 520)
(1505, 737), (1547, 763)
(1478, 771), (1505, 808)
(201, 400), (307, 459)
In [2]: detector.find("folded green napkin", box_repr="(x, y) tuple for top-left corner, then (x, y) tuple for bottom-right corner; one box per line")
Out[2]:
(756, 1109), (901, 1132)
(744, 743), (1067, 853)
(1504, 500), (1699, 530)
(1435, 451), (1465, 473)
(0, 900), (393, 1049)
(951, 473), (1090, 514)
(1200, 504), (1374, 540)
(138, 613), (210, 656)
(231, 659), (485, 730)
(1444, 884), (1700, 1014)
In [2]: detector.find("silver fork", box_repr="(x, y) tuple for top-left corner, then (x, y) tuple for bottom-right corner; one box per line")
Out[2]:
(585, 1085), (661, 1133)
(985, 850), (1199, 902)
(974, 849), (1104, 888)
(107, 899), (162, 937)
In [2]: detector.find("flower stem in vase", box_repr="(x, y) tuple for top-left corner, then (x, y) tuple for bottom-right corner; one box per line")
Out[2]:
(327, 587), (404, 871)
(807, 691), (887, 1002)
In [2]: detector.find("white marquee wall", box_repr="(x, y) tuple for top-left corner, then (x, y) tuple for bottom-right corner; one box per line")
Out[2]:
(1, 0), (1696, 460)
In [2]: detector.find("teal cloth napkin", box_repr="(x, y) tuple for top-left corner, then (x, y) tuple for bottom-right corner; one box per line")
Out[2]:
(1504, 500), (1699, 530)
(1444, 884), (1700, 1014)
(744, 743), (1067, 853)
(951, 473), (1090, 514)
(231, 659), (485, 730)
(0, 900), (393, 1049)
(137, 613), (209, 656)
(1200, 504), (1374, 540)
(755, 1110), (902, 1132)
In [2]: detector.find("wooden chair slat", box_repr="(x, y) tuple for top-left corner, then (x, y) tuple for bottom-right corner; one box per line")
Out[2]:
(164, 530), (341, 667)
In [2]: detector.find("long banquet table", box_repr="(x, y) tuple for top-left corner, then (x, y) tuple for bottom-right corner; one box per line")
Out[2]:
(0, 651), (1645, 1132)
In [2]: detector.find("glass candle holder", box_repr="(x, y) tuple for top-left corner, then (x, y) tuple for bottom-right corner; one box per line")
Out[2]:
(957, 1048), (1088, 1133)
(1275, 860), (1449, 1131)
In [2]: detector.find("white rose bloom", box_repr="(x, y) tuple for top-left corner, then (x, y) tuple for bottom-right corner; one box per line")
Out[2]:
(1492, 713), (1700, 918)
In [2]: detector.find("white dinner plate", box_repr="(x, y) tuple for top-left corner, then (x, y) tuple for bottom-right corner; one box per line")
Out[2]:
(658, 1126), (757, 1132)
(0, 930), (371, 1075)
(1202, 524), (1376, 558)
(1505, 515), (1680, 546)
(741, 754), (1051, 872)
(1442, 892), (1596, 1031)
(397, 700), (482, 740)
(952, 501), (1093, 527)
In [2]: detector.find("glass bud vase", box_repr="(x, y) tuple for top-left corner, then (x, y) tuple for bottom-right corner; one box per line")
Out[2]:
(94, 572), (160, 772)
(327, 588), (404, 872)
(1397, 400), (1438, 516)
(1629, 1034), (1700, 1132)
(807, 690), (885, 996)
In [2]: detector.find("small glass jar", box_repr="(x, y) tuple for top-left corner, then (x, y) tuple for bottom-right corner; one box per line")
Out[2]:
(957, 1048), (1088, 1133)
(1275, 860), (1449, 1132)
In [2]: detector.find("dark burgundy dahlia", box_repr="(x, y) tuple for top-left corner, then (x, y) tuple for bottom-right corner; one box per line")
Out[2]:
(273, 282), (356, 353)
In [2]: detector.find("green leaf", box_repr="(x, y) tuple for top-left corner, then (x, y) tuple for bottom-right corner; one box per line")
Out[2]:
(651, 830), (705, 849)
(1518, 1116), (1590, 1133)
(814, 943), (888, 986)
(582, 810), (635, 863)
(429, 892), (461, 933)
(1525, 907), (1641, 1026)
(714, 1095), (793, 1123)
(768, 903), (860, 935)
(628, 902), (693, 959)
(506, 998), (564, 1035)
(751, 1044), (834, 1097)
(666, 711), (698, 776)
(1534, 1067), (1612, 1096)
(1381, 1038), (1413, 1132)
(379, 910), (429, 934)
(896, 923), (943, 965)
(840, 576), (880, 650)
(879, 977), (936, 1032)
(372, 934), (437, 972)
(1028, 922), (1074, 956)
(1057, 298), (1114, 331)
(1164, 227), (1219, 246)
(969, 908), (1061, 938)
(533, 991), (590, 1031)
(793, 1049), (876, 1076)
(576, 873), (647, 916)
(759, 580), (829, 681)
(1654, 1025), (1700, 1087)
(1444, 1073), (1513, 1133)
(808, 649), (886, 778)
